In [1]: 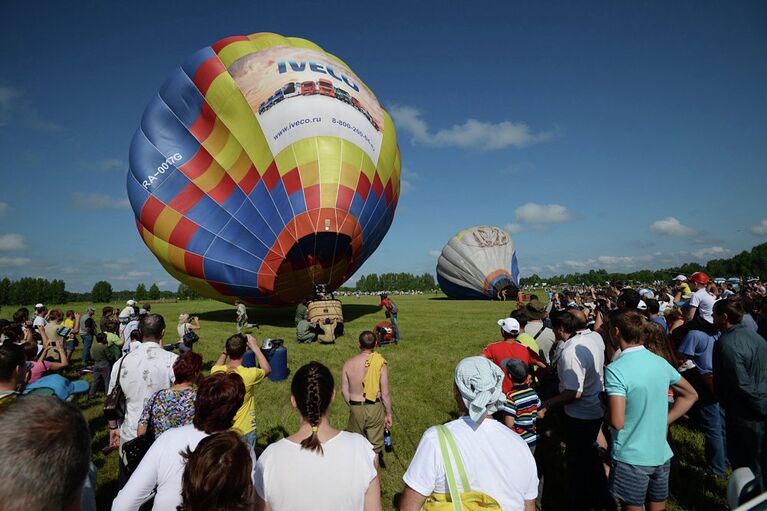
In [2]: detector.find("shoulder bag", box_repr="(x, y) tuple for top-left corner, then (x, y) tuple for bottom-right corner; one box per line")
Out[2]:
(422, 425), (501, 511)
(121, 391), (159, 476)
(103, 354), (128, 421)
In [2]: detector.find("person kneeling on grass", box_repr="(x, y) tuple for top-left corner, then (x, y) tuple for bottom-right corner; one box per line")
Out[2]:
(605, 309), (698, 511)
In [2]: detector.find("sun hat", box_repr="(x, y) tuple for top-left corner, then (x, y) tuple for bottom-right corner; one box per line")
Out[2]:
(126, 299), (136, 306)
(454, 356), (505, 424)
(524, 299), (547, 320)
(497, 318), (521, 334)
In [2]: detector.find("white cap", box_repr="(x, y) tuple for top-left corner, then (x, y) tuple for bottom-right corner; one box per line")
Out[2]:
(127, 299), (136, 306)
(673, 275), (687, 281)
(637, 300), (648, 311)
(34, 303), (44, 309)
(497, 318), (521, 334)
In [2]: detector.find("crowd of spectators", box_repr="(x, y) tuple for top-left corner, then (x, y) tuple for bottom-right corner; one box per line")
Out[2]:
(0, 275), (765, 510)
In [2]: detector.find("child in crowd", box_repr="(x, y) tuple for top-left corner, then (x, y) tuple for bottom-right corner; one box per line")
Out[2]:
(88, 333), (113, 399)
(500, 358), (541, 452)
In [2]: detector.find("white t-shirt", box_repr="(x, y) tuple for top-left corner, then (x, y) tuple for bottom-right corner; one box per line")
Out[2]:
(33, 315), (47, 328)
(177, 323), (189, 342)
(690, 288), (715, 323)
(122, 320), (140, 354)
(112, 425), (208, 511)
(525, 321), (556, 363)
(255, 431), (376, 511)
(557, 330), (605, 420)
(403, 417), (538, 510)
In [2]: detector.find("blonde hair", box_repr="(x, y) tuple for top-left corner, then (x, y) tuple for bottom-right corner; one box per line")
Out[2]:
(178, 313), (190, 326)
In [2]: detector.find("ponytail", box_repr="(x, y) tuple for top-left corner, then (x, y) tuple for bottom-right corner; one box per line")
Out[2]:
(291, 361), (334, 455)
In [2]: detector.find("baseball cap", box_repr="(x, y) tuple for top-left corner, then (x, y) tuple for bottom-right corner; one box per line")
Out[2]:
(86, 306), (95, 314)
(127, 299), (136, 306)
(500, 358), (528, 381)
(34, 303), (44, 309)
(24, 374), (89, 400)
(637, 300), (648, 311)
(497, 318), (521, 334)
(673, 275), (687, 281)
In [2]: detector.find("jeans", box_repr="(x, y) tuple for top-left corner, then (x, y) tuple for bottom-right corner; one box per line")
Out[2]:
(564, 415), (616, 511)
(695, 398), (728, 476)
(389, 314), (400, 341)
(81, 334), (93, 363)
(726, 415), (767, 492)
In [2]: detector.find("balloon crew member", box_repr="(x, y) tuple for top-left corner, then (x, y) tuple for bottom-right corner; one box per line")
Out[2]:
(378, 293), (400, 342)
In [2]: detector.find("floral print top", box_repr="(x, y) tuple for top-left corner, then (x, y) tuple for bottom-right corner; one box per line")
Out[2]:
(137, 386), (197, 436)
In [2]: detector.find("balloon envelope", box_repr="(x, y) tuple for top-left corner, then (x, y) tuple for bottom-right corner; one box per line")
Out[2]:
(436, 226), (520, 300)
(127, 33), (400, 305)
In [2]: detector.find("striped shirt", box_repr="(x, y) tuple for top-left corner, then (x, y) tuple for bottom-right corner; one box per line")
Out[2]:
(502, 383), (541, 446)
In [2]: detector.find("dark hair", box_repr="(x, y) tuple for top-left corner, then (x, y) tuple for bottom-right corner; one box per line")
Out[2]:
(529, 294), (539, 301)
(0, 396), (91, 510)
(129, 329), (143, 342)
(180, 431), (254, 511)
(608, 309), (645, 345)
(610, 280), (624, 290)
(140, 314), (165, 340)
(48, 309), (63, 322)
(642, 320), (678, 366)
(645, 298), (660, 315)
(713, 298), (745, 325)
(193, 373), (245, 434)
(143, 303), (151, 312)
(359, 331), (377, 350)
(106, 319), (119, 334)
(22, 340), (38, 361)
(0, 344), (26, 382)
(509, 308), (528, 328)
(617, 289), (641, 310)
(12, 308), (29, 323)
(102, 306), (114, 317)
(2, 324), (23, 343)
(291, 362), (334, 454)
(174, 352), (203, 385)
(95, 333), (107, 345)
(549, 310), (577, 335)
(225, 334), (247, 360)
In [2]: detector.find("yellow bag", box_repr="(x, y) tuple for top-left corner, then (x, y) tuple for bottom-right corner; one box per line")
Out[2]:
(421, 425), (501, 511)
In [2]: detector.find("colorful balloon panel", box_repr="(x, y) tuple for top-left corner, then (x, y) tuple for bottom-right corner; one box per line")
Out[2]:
(436, 226), (520, 300)
(127, 33), (400, 305)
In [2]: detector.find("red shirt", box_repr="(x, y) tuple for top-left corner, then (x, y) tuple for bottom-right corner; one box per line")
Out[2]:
(482, 340), (540, 394)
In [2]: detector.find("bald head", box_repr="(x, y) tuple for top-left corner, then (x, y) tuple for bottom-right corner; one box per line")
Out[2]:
(568, 308), (588, 330)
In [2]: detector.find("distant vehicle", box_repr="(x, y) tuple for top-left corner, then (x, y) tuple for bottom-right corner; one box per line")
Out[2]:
(300, 80), (317, 95)
(362, 108), (380, 130)
(282, 82), (299, 98)
(318, 79), (335, 97)
(272, 89), (285, 105)
(351, 97), (363, 111)
(258, 100), (268, 115)
(335, 88), (351, 104)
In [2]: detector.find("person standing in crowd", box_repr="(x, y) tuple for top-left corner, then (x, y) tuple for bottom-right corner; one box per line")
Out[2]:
(120, 311), (141, 355)
(524, 299), (556, 364)
(483, 317), (545, 394)
(179, 431), (256, 511)
(32, 303), (47, 329)
(500, 358), (541, 453)
(137, 351), (202, 437)
(101, 306), (114, 333)
(378, 293), (400, 342)
(108, 314), (178, 486)
(88, 333), (113, 398)
(119, 300), (136, 323)
(79, 306), (97, 363)
(0, 344), (27, 405)
(113, 372), (246, 511)
(537, 309), (612, 511)
(212, 333), (271, 449)
(234, 299), (254, 333)
(342, 330), (393, 466)
(605, 309), (698, 511)
(645, 298), (668, 332)
(254, 361), (381, 511)
(686, 272), (717, 327)
(399, 356), (537, 510)
(25, 335), (68, 384)
(0, 396), (92, 511)
(510, 309), (544, 362)
(176, 313), (201, 353)
(713, 298), (767, 491)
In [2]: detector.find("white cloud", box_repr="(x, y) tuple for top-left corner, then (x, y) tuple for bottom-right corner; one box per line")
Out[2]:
(428, 250), (442, 258)
(0, 233), (27, 251)
(751, 219), (767, 236)
(400, 169), (419, 194)
(0, 202), (9, 216)
(389, 105), (552, 151)
(505, 223), (525, 234)
(692, 246), (730, 259)
(0, 257), (32, 267)
(0, 84), (61, 132)
(114, 270), (152, 281)
(83, 159), (126, 172)
(650, 217), (696, 236)
(514, 203), (574, 224)
(73, 192), (130, 210)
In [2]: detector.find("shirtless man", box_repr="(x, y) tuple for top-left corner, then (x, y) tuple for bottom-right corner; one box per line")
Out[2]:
(342, 330), (393, 466)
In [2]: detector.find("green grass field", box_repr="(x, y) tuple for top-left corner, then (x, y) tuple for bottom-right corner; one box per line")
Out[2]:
(3, 294), (728, 510)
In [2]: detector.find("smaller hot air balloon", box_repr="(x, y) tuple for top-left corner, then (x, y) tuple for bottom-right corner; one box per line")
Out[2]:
(436, 225), (520, 300)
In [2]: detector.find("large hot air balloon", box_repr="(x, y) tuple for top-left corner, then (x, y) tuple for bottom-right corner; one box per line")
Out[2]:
(127, 33), (400, 305)
(436, 226), (520, 300)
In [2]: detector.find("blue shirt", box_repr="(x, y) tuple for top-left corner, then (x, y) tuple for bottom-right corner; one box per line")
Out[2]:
(678, 330), (720, 374)
(605, 346), (681, 466)
(650, 316), (668, 333)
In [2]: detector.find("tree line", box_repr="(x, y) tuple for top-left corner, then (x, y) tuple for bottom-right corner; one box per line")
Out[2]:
(520, 242), (767, 287)
(353, 272), (436, 292)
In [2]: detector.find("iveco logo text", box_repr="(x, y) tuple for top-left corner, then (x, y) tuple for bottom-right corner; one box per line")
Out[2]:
(276, 60), (360, 92)
(142, 152), (182, 189)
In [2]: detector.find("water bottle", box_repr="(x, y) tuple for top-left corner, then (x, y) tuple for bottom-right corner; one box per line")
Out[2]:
(384, 428), (392, 452)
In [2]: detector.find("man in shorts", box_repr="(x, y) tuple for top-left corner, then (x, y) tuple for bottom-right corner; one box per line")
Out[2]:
(605, 309), (698, 510)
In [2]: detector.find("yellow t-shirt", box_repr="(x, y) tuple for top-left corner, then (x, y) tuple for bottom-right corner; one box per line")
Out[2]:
(62, 318), (75, 329)
(210, 364), (266, 435)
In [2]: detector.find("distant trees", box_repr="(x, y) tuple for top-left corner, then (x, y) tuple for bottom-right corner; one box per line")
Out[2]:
(91, 281), (113, 303)
(148, 283), (161, 300)
(177, 283), (202, 300)
(135, 283), (147, 301)
(355, 272), (436, 292)
(0, 277), (67, 305)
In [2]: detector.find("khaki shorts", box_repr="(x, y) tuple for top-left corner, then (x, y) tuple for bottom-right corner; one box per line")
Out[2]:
(346, 401), (385, 453)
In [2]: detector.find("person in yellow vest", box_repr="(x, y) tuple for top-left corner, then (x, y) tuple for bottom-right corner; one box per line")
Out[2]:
(342, 330), (393, 466)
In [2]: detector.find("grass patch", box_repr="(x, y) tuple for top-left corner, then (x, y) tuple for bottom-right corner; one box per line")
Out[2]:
(3, 293), (727, 510)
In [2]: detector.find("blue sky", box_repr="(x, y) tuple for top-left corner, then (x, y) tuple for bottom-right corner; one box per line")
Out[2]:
(1, 1), (766, 291)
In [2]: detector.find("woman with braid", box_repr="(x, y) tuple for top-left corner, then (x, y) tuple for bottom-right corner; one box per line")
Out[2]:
(254, 361), (382, 511)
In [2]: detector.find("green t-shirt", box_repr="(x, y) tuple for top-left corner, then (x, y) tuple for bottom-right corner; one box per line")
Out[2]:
(605, 346), (681, 466)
